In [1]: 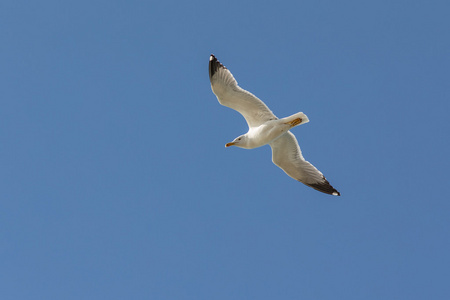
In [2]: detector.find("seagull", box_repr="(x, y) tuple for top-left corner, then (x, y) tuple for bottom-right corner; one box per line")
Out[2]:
(209, 54), (340, 196)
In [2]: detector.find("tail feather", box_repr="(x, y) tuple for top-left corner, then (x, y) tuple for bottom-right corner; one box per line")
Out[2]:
(282, 112), (309, 127)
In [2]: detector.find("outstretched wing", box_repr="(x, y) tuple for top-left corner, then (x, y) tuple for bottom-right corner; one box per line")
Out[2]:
(270, 132), (340, 196)
(209, 54), (276, 128)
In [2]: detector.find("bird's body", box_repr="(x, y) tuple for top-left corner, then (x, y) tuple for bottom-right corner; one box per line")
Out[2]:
(244, 120), (291, 149)
(209, 54), (340, 196)
(231, 113), (306, 149)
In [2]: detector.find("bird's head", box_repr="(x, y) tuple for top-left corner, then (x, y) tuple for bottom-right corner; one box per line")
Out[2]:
(225, 135), (248, 148)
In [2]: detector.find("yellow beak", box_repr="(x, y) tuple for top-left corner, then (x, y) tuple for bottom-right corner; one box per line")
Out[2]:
(225, 142), (235, 147)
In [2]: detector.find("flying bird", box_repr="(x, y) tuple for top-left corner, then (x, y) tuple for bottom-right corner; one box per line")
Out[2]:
(209, 54), (340, 196)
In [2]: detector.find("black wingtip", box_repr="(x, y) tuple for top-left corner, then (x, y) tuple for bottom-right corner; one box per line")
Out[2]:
(307, 177), (340, 196)
(209, 54), (226, 80)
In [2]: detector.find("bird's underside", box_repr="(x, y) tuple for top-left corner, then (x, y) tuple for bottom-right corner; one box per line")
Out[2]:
(209, 54), (340, 196)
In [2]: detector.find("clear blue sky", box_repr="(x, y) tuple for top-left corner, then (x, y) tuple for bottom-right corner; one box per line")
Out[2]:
(1, 0), (449, 299)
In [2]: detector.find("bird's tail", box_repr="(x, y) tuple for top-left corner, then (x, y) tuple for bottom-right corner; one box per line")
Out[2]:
(281, 112), (309, 128)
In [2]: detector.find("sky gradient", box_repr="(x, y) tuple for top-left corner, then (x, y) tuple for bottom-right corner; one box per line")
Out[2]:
(1, 0), (449, 299)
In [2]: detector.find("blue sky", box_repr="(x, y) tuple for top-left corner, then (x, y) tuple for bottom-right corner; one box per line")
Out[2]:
(1, 0), (449, 299)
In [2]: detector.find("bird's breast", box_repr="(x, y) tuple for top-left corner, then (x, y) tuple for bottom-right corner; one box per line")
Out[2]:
(248, 121), (290, 148)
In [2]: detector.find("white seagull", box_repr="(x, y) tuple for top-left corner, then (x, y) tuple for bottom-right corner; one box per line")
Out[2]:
(209, 54), (340, 196)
